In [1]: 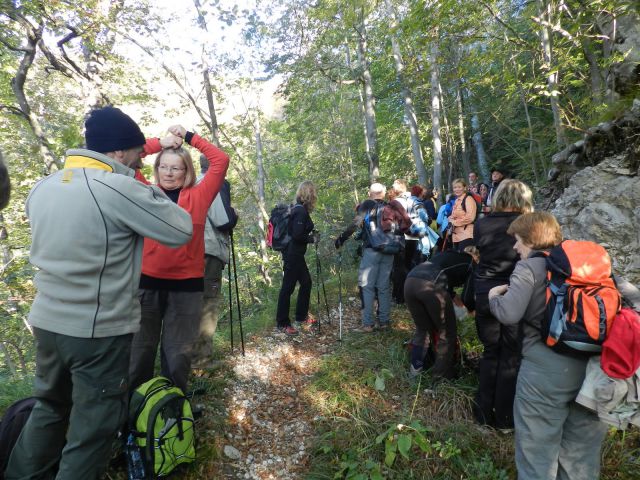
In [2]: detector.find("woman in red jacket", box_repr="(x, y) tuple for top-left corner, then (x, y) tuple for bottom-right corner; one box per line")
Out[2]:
(129, 125), (229, 392)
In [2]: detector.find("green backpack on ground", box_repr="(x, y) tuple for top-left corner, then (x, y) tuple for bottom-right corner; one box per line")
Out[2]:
(129, 376), (196, 477)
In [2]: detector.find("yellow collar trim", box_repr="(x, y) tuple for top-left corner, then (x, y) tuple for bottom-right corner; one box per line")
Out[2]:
(64, 155), (114, 172)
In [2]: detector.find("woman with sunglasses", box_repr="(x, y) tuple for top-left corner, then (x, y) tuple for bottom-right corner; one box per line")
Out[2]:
(129, 124), (229, 393)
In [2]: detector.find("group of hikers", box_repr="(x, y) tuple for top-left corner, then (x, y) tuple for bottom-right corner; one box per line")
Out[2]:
(1, 104), (639, 480)
(276, 170), (640, 480)
(1, 107), (237, 479)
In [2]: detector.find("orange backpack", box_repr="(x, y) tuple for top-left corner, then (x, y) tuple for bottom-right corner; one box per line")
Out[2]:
(539, 240), (621, 355)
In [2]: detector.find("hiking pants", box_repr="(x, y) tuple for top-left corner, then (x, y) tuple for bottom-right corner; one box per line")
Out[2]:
(514, 342), (607, 480)
(193, 255), (225, 363)
(358, 248), (393, 327)
(6, 328), (131, 480)
(404, 277), (457, 379)
(129, 290), (202, 393)
(275, 253), (312, 327)
(391, 251), (406, 304)
(473, 293), (521, 428)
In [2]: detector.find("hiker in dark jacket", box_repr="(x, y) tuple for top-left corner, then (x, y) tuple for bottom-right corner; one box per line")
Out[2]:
(405, 249), (476, 380)
(472, 179), (533, 429)
(275, 181), (318, 336)
(485, 166), (506, 210)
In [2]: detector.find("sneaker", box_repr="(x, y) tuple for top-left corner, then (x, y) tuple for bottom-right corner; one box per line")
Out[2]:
(278, 326), (299, 336)
(297, 315), (318, 326)
(353, 325), (375, 333)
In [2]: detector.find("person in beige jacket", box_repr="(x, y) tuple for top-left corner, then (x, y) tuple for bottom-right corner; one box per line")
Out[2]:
(448, 178), (476, 251)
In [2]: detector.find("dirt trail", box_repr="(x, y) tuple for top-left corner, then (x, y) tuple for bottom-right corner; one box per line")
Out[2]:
(210, 302), (360, 479)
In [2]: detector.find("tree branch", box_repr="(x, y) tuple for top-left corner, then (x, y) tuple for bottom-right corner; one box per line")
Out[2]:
(480, 1), (533, 49)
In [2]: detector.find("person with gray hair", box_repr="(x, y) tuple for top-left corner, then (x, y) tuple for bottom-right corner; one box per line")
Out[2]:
(335, 183), (410, 332)
(472, 179), (534, 429)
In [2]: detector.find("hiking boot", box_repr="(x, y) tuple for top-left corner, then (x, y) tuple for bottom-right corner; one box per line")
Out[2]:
(278, 325), (299, 336)
(353, 325), (375, 333)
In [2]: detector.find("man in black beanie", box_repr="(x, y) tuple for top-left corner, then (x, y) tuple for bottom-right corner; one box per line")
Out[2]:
(6, 107), (192, 480)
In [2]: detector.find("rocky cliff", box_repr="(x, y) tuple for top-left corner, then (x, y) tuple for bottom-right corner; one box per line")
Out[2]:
(542, 98), (640, 284)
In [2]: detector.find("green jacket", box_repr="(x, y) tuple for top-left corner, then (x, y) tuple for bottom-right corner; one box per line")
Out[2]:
(27, 149), (193, 338)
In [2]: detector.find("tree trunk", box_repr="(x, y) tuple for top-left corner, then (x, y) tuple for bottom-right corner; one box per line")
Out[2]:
(11, 23), (60, 173)
(467, 91), (490, 184)
(428, 40), (443, 192)
(202, 66), (221, 148)
(537, 0), (567, 147)
(455, 84), (471, 177)
(253, 112), (271, 286)
(385, 0), (427, 185)
(355, 13), (379, 183)
(438, 79), (458, 187)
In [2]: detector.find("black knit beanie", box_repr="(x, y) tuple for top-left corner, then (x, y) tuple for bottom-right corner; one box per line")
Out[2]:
(85, 107), (146, 153)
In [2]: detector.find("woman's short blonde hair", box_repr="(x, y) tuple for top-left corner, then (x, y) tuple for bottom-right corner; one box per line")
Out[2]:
(507, 212), (563, 250)
(154, 148), (197, 189)
(296, 180), (317, 212)
(492, 179), (534, 214)
(452, 177), (467, 188)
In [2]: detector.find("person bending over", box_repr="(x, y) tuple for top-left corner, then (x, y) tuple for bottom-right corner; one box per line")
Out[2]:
(405, 249), (475, 381)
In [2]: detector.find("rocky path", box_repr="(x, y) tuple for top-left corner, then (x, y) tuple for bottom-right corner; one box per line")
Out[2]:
(209, 302), (359, 479)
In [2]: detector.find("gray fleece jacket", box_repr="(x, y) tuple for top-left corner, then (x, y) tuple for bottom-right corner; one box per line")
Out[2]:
(27, 149), (193, 338)
(488, 255), (547, 356)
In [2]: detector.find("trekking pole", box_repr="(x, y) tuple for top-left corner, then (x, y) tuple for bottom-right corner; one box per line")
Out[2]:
(314, 239), (322, 335)
(228, 243), (234, 354)
(317, 251), (331, 324)
(337, 251), (343, 342)
(230, 231), (245, 356)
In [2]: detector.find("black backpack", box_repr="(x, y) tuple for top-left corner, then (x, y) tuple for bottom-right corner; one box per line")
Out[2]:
(461, 192), (482, 222)
(0, 397), (37, 479)
(267, 204), (302, 252)
(213, 180), (238, 232)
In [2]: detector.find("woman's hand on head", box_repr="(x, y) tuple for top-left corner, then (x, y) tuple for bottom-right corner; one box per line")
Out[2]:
(160, 134), (183, 149)
(168, 124), (187, 138)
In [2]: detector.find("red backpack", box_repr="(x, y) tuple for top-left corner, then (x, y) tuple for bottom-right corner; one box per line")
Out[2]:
(539, 240), (621, 355)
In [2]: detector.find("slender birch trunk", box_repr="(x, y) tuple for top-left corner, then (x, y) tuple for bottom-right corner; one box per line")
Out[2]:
(253, 111), (271, 285)
(537, 0), (567, 147)
(385, 0), (427, 184)
(428, 40), (443, 192)
(355, 13), (380, 182)
(467, 91), (490, 183)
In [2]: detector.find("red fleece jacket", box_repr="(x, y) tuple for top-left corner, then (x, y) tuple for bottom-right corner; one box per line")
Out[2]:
(138, 134), (229, 279)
